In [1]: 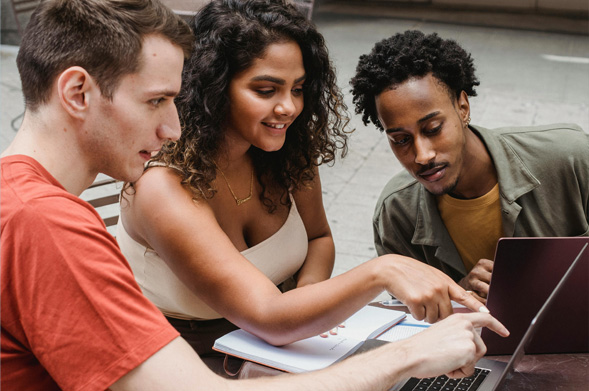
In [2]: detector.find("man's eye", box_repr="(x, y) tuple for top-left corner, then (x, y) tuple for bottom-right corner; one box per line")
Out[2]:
(425, 124), (442, 135)
(390, 135), (411, 145)
(150, 98), (164, 106)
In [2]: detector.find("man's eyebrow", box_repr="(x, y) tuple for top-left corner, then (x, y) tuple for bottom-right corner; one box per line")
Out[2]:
(163, 90), (180, 97)
(418, 111), (441, 123)
(147, 89), (179, 97)
(250, 74), (307, 85)
(385, 111), (441, 133)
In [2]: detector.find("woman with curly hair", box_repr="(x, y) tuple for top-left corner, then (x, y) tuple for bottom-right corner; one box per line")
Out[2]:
(117, 0), (485, 373)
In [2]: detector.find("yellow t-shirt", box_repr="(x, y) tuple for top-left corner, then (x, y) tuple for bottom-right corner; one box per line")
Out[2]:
(437, 183), (503, 272)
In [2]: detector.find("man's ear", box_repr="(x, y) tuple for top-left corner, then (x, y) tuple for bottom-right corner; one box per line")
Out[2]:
(457, 90), (470, 123)
(57, 66), (96, 119)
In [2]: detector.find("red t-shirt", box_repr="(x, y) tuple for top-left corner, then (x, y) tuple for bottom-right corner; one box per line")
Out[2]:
(1, 155), (179, 390)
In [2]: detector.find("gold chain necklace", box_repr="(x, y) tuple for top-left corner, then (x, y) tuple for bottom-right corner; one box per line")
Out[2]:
(215, 163), (254, 206)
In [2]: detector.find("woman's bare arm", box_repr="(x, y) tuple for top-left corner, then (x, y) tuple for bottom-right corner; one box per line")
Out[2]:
(292, 168), (335, 287)
(121, 167), (488, 346)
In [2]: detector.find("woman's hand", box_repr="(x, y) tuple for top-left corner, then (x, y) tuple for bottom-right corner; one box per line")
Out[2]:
(377, 255), (489, 323)
(319, 322), (346, 338)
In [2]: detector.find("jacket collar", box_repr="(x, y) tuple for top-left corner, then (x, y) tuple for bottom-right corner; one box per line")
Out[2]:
(471, 125), (540, 203)
(410, 125), (541, 273)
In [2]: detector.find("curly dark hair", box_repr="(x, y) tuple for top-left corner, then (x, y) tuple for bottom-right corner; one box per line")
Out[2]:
(350, 30), (479, 131)
(150, 0), (350, 212)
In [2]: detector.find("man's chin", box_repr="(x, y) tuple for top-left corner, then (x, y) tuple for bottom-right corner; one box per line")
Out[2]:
(107, 168), (143, 184)
(126, 171), (145, 183)
(422, 180), (458, 197)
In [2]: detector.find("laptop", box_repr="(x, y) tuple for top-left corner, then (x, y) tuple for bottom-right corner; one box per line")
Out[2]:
(386, 242), (588, 391)
(482, 237), (589, 354)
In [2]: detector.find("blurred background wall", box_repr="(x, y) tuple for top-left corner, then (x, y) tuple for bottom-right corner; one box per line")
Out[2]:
(2, 0), (588, 46)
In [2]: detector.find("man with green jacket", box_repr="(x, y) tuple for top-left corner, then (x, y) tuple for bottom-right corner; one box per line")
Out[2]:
(351, 30), (589, 304)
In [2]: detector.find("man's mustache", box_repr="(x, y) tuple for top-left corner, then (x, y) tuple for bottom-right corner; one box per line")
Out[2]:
(416, 162), (447, 176)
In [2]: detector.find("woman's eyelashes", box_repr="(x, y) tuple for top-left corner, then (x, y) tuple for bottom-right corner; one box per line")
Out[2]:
(256, 88), (274, 96)
(292, 85), (304, 96)
(254, 85), (305, 97)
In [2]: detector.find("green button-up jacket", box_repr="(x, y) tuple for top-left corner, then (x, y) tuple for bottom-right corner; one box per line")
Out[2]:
(373, 123), (589, 282)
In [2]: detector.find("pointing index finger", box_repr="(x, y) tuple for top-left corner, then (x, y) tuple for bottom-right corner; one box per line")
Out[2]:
(467, 312), (510, 337)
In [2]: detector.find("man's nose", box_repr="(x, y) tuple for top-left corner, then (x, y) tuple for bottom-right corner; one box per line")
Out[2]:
(414, 136), (435, 165)
(158, 105), (181, 141)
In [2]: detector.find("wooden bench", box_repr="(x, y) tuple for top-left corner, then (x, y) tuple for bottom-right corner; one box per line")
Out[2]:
(80, 175), (122, 237)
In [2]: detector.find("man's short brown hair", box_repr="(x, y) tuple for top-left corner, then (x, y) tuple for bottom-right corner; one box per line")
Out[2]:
(16, 0), (193, 111)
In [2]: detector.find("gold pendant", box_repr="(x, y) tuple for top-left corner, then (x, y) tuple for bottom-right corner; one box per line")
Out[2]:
(236, 195), (252, 206)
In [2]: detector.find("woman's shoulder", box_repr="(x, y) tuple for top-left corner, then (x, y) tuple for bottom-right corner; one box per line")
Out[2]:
(133, 166), (191, 203)
(127, 165), (216, 234)
(141, 165), (183, 182)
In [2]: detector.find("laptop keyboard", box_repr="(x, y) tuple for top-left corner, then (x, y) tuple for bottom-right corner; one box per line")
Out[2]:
(399, 367), (490, 391)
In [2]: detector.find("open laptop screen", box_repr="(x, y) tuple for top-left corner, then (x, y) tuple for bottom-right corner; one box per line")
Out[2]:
(482, 237), (589, 355)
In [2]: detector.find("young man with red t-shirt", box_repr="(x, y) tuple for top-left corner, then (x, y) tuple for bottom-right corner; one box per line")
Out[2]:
(1, 1), (508, 390)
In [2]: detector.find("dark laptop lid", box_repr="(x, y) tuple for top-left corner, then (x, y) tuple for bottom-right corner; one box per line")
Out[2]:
(389, 243), (588, 391)
(490, 242), (588, 389)
(482, 237), (589, 355)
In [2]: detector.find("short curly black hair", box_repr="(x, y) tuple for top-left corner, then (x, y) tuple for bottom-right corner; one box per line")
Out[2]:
(350, 30), (479, 131)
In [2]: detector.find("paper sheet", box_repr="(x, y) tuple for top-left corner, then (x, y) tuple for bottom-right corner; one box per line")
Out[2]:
(377, 314), (430, 342)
